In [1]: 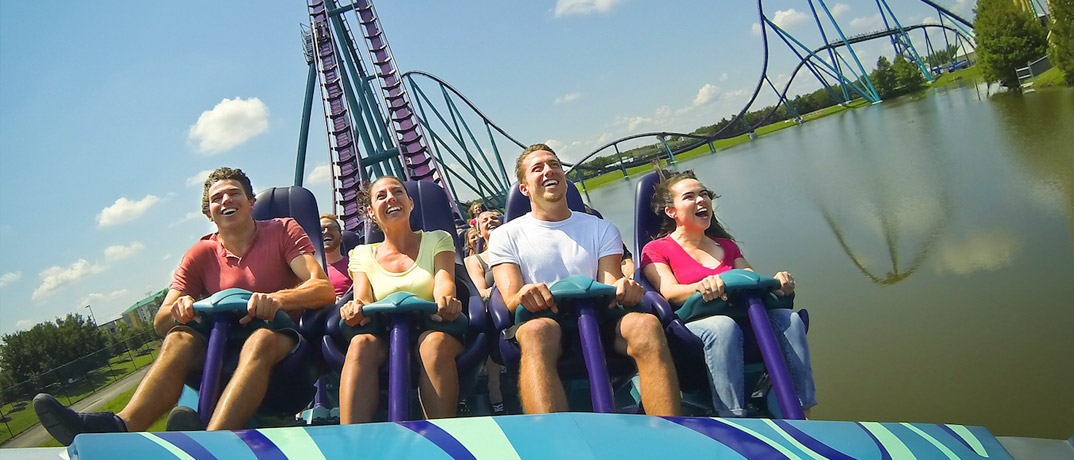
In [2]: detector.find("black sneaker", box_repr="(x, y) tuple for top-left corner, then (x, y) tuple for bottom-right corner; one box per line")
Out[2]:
(165, 406), (205, 431)
(33, 393), (127, 446)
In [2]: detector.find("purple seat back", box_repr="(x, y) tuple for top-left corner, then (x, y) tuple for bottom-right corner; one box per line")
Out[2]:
(633, 172), (664, 260)
(253, 186), (326, 270)
(503, 180), (588, 222)
(341, 230), (362, 256)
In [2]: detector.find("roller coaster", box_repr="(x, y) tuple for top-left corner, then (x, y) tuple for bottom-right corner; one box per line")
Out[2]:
(293, 0), (977, 218)
(20, 2), (1074, 459)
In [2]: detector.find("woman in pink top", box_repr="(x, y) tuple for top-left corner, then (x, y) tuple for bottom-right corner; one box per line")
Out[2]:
(640, 170), (815, 417)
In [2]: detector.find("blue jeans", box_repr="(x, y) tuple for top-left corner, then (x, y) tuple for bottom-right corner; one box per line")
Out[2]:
(685, 309), (816, 417)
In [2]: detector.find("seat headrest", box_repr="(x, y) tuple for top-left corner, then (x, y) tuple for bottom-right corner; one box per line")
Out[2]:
(252, 186), (326, 269)
(503, 180), (588, 222)
(633, 172), (663, 258)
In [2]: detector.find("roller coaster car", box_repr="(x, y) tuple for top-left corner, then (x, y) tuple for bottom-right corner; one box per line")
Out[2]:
(632, 171), (808, 419)
(177, 186), (335, 427)
(319, 180), (490, 421)
(488, 181), (659, 413)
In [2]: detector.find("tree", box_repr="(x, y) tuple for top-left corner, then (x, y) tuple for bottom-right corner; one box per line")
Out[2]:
(871, 56), (898, 99)
(1049, 0), (1074, 86)
(893, 55), (926, 91)
(0, 314), (108, 387)
(974, 0), (1049, 88)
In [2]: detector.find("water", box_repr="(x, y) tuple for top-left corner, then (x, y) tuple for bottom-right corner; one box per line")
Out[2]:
(585, 83), (1074, 439)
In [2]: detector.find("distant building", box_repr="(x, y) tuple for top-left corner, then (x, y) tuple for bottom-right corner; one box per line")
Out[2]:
(99, 317), (124, 336)
(122, 288), (167, 328)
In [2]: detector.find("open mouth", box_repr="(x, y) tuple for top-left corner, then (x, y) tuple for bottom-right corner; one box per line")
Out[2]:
(221, 208), (237, 216)
(386, 206), (401, 215)
(694, 206), (710, 218)
(323, 235), (334, 245)
(542, 179), (559, 188)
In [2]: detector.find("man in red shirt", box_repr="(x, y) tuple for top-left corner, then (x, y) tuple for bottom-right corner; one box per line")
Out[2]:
(34, 167), (335, 445)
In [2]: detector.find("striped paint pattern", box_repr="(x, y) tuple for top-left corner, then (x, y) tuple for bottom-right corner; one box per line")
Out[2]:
(69, 414), (1015, 460)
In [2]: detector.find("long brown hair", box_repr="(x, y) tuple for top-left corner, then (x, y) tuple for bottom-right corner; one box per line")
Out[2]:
(651, 169), (734, 241)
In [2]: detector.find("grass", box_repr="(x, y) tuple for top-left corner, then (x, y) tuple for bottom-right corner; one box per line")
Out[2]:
(927, 65), (982, 87)
(1030, 66), (1069, 88)
(574, 98), (870, 192)
(36, 385), (170, 448)
(0, 342), (160, 445)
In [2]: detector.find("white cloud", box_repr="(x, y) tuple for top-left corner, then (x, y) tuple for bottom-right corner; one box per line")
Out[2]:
(720, 73), (729, 82)
(693, 84), (720, 106)
(79, 289), (130, 307)
(544, 139), (567, 154)
(15, 319), (32, 330)
(772, 9), (809, 30)
(934, 230), (1021, 275)
(923, 16), (940, 25)
(104, 242), (145, 262)
(830, 3), (850, 18)
(554, 92), (582, 105)
(33, 259), (105, 300)
(751, 23), (762, 37)
(850, 14), (883, 31)
(0, 271), (22, 288)
(953, 0), (975, 16)
(169, 211), (204, 228)
(306, 163), (335, 184)
(188, 97), (269, 153)
(554, 0), (625, 17)
(186, 169), (214, 188)
(97, 195), (161, 227)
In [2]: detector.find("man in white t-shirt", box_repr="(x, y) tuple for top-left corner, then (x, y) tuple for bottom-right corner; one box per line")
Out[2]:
(490, 144), (680, 415)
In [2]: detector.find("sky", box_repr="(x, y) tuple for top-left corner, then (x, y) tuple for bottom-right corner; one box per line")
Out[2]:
(0, 0), (977, 335)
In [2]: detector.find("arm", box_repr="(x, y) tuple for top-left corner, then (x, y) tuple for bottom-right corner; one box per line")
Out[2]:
(243, 253), (335, 324)
(154, 288), (195, 338)
(431, 250), (462, 322)
(492, 262), (554, 315)
(733, 256), (795, 295)
(597, 253), (643, 307)
(464, 254), (493, 298)
(340, 269), (376, 326)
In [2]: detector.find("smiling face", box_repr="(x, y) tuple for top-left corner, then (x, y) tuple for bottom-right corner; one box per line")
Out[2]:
(519, 150), (566, 204)
(206, 179), (255, 228)
(367, 177), (413, 227)
(320, 217), (342, 252)
(665, 178), (714, 231)
(476, 211), (501, 240)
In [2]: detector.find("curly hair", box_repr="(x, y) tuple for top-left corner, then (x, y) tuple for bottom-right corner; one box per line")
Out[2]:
(201, 167), (254, 217)
(651, 169), (734, 241)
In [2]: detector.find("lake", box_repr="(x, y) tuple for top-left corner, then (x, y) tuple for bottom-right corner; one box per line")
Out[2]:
(585, 82), (1074, 439)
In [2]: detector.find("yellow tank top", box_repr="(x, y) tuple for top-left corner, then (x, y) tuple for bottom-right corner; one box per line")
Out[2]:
(348, 230), (455, 302)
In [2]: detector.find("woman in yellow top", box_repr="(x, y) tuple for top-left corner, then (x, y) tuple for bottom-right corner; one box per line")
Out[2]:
(339, 176), (464, 423)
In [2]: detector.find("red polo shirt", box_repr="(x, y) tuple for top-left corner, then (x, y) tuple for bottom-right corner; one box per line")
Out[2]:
(171, 218), (314, 319)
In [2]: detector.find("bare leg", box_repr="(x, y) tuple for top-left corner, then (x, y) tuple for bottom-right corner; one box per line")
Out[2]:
(117, 330), (205, 431)
(339, 334), (387, 424)
(416, 331), (463, 419)
(515, 318), (567, 413)
(613, 313), (680, 416)
(206, 329), (294, 430)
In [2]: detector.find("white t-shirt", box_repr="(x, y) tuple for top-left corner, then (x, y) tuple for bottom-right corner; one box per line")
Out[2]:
(488, 211), (623, 285)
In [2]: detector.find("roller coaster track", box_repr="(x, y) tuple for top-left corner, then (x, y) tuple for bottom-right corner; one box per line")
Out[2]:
(564, 0), (975, 176)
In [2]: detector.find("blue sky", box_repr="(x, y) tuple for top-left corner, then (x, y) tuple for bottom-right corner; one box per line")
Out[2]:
(0, 0), (976, 334)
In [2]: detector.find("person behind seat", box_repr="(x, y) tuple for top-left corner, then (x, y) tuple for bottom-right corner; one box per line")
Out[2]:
(33, 167), (335, 444)
(489, 143), (680, 416)
(463, 210), (507, 415)
(338, 176), (464, 423)
(464, 210), (501, 300)
(639, 170), (816, 417)
(321, 213), (352, 300)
